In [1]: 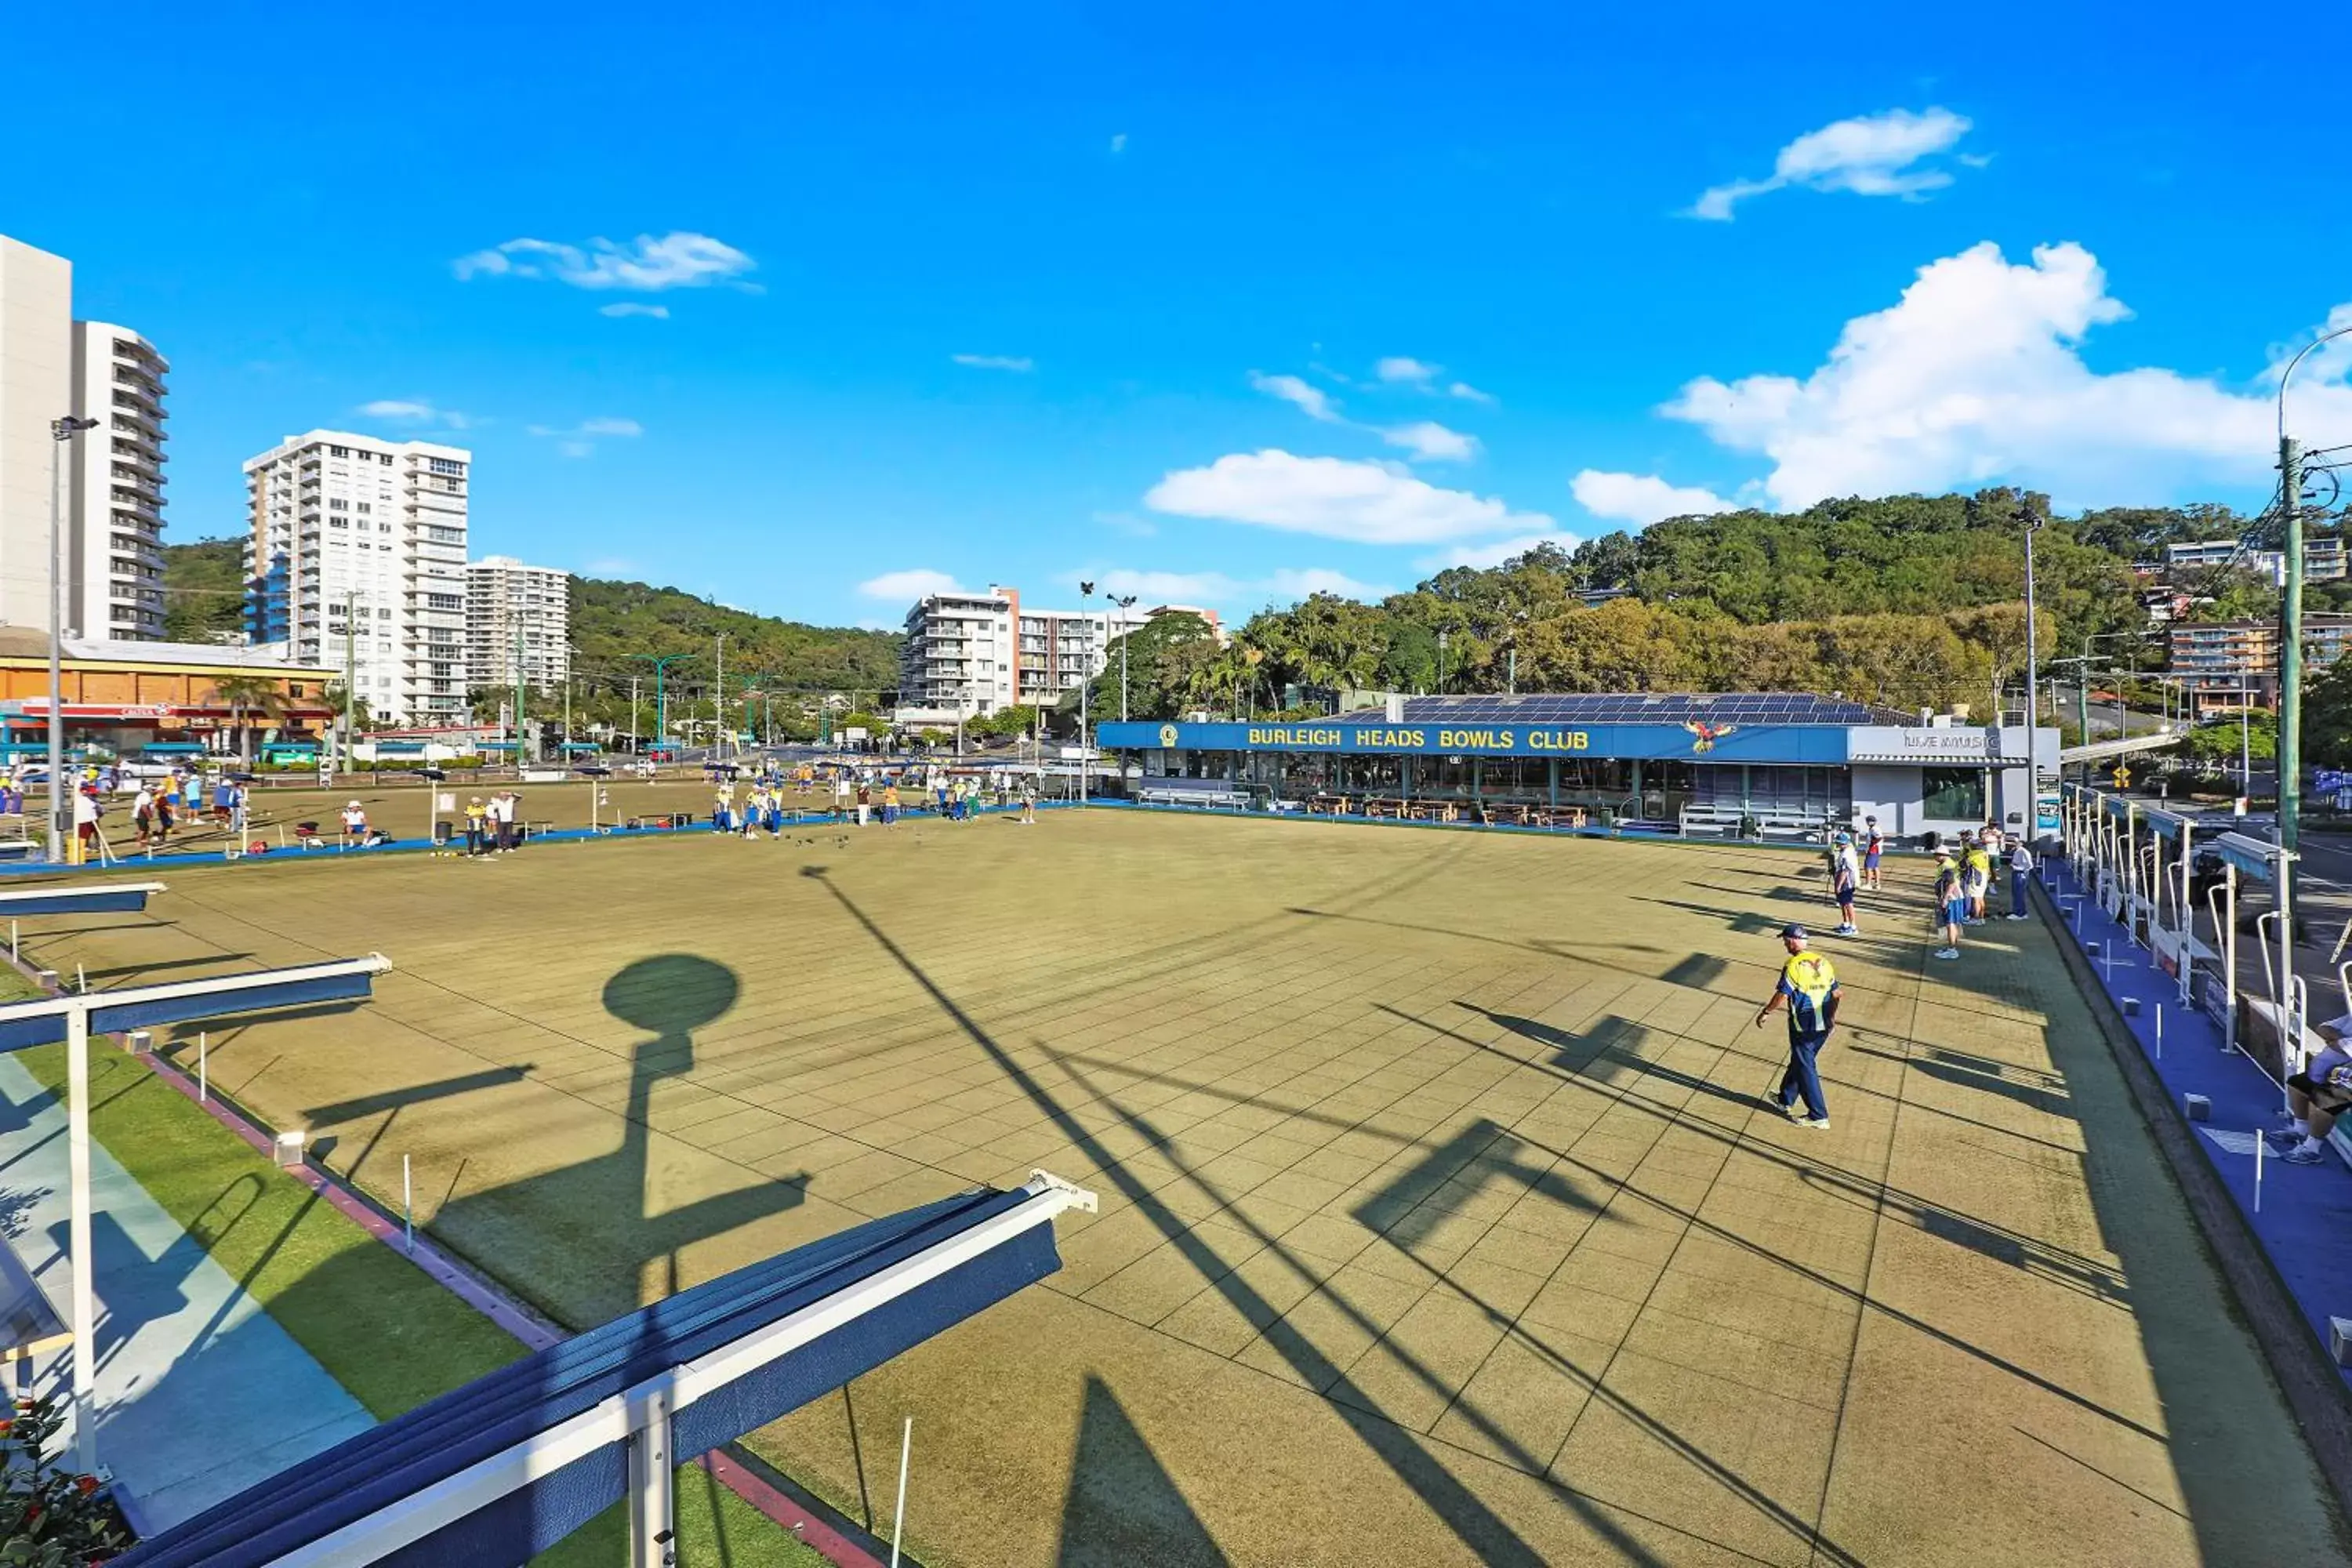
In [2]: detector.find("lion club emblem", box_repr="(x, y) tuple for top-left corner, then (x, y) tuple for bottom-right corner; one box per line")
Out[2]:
(1159, 724), (1180, 748)
(1683, 720), (1738, 754)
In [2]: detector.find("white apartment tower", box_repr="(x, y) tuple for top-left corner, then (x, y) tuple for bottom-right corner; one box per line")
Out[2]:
(67, 322), (169, 639)
(244, 430), (471, 724)
(898, 583), (1210, 724)
(466, 555), (572, 699)
(0, 234), (170, 638)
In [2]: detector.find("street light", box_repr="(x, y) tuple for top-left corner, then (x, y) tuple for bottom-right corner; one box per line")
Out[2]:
(1077, 582), (1094, 804)
(1110, 593), (1138, 721)
(628, 654), (692, 760)
(47, 416), (100, 863)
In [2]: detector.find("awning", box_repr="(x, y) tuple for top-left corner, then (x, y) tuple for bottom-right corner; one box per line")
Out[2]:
(0, 956), (388, 1053)
(1845, 752), (2031, 767)
(116, 1176), (1092, 1568)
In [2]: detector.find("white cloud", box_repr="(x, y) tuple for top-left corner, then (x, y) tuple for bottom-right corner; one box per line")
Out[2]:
(952, 353), (1036, 372)
(452, 231), (756, 291)
(1447, 381), (1496, 405)
(1379, 420), (1479, 463)
(358, 398), (473, 430)
(1421, 532), (1585, 572)
(1662, 240), (2352, 509)
(1375, 356), (1440, 386)
(1249, 371), (1341, 422)
(1692, 107), (1973, 221)
(1570, 470), (1737, 526)
(599, 303), (671, 319)
(1144, 450), (1553, 544)
(1087, 566), (1392, 608)
(1109, 132), (1127, 154)
(858, 568), (963, 601)
(527, 416), (643, 457)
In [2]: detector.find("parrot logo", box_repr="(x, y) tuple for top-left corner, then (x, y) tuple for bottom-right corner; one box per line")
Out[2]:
(1683, 720), (1738, 754)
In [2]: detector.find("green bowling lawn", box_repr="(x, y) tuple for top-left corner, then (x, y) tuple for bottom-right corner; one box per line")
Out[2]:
(13, 808), (2344, 1566)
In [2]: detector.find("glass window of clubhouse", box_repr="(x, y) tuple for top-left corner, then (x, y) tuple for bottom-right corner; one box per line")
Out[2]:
(1095, 693), (2062, 842)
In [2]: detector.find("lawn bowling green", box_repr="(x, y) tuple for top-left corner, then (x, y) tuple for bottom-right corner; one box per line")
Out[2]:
(18, 811), (2345, 1566)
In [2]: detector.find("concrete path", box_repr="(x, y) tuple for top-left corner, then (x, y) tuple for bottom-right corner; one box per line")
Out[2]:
(0, 1056), (374, 1532)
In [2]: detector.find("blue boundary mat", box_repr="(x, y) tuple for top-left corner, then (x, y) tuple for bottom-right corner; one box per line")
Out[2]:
(2045, 857), (2352, 1387)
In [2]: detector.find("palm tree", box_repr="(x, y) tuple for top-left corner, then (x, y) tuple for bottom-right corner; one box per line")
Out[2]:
(207, 674), (289, 765)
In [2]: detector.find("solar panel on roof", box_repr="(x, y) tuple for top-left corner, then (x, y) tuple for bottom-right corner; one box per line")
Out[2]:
(1388, 691), (1907, 725)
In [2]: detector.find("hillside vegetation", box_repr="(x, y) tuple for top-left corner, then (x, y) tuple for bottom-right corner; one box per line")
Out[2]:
(162, 542), (902, 725)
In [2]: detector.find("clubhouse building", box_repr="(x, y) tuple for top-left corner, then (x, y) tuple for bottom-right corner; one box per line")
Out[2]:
(1097, 692), (2062, 844)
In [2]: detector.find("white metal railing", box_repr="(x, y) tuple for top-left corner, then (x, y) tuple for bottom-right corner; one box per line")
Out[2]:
(263, 1171), (1095, 1568)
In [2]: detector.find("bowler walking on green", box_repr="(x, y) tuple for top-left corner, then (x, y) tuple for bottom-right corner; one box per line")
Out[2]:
(1755, 923), (1839, 1128)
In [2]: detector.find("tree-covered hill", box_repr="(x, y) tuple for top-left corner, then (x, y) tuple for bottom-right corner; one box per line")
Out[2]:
(162, 542), (902, 710)
(160, 537), (249, 644)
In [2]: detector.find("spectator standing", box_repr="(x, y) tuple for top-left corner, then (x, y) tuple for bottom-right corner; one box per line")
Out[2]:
(2006, 838), (2035, 921)
(499, 790), (522, 852)
(229, 779), (250, 842)
(464, 796), (488, 857)
(1754, 924), (1838, 1128)
(882, 780), (901, 828)
(856, 779), (872, 826)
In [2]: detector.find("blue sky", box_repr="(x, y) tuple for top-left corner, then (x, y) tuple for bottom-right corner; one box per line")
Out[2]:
(7, 3), (2350, 630)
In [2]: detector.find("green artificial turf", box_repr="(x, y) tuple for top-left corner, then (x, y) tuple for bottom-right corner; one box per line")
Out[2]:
(2, 967), (827, 1566)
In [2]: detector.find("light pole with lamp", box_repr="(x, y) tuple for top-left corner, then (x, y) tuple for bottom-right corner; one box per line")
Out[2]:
(1076, 582), (1094, 804)
(1110, 593), (1138, 720)
(629, 654), (692, 763)
(47, 417), (100, 863)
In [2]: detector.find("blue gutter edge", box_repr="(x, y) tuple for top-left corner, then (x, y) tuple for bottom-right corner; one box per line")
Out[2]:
(2033, 863), (2352, 1523)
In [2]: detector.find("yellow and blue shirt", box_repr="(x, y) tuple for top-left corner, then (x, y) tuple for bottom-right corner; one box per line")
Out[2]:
(1777, 950), (1839, 1035)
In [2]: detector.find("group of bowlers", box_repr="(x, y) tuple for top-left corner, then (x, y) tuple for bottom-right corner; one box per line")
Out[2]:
(1756, 818), (2042, 1130)
(1814, 816), (2035, 960)
(706, 766), (1044, 837)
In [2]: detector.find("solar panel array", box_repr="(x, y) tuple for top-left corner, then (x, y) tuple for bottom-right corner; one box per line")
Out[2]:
(1352, 692), (1915, 726)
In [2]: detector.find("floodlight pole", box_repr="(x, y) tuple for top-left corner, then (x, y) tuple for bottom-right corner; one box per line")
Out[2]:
(47, 417), (100, 863)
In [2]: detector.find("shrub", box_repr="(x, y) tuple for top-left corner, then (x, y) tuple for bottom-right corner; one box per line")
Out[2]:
(2, 1392), (131, 1562)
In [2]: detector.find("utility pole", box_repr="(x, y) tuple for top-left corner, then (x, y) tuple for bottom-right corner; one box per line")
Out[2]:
(343, 591), (358, 773)
(2280, 434), (2305, 903)
(631, 676), (641, 751)
(2021, 502), (2043, 728)
(714, 634), (726, 759)
(511, 619), (524, 761)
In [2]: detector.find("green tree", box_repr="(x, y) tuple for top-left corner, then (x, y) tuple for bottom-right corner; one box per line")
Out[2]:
(206, 673), (289, 764)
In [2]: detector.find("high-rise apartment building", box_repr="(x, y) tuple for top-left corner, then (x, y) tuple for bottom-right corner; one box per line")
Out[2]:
(0, 238), (72, 633)
(896, 583), (1219, 724)
(0, 234), (172, 639)
(243, 430), (471, 724)
(466, 555), (572, 699)
(67, 323), (169, 639)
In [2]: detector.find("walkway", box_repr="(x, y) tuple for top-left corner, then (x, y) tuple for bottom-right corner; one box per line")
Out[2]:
(0, 1056), (375, 1532)
(2043, 856), (2352, 1389)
